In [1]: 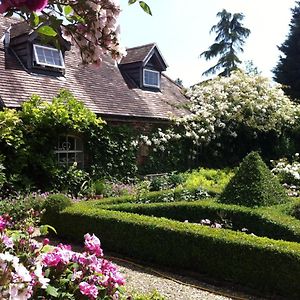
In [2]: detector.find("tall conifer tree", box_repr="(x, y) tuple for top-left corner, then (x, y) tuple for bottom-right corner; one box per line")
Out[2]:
(200, 9), (250, 77)
(274, 2), (300, 101)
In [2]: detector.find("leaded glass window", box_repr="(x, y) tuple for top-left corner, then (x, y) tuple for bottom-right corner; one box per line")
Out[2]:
(54, 135), (84, 168)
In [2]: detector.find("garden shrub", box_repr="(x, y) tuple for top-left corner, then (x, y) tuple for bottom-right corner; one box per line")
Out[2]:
(42, 194), (72, 223)
(138, 71), (299, 169)
(219, 152), (288, 207)
(46, 205), (300, 299)
(89, 186), (211, 207)
(148, 173), (185, 192)
(0, 155), (6, 190)
(87, 125), (139, 180)
(0, 193), (46, 226)
(271, 155), (300, 197)
(182, 168), (233, 194)
(291, 201), (300, 220)
(51, 164), (90, 197)
(0, 215), (126, 299)
(0, 90), (141, 194)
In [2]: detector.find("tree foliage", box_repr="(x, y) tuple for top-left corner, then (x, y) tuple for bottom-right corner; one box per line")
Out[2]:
(200, 9), (250, 77)
(273, 1), (300, 101)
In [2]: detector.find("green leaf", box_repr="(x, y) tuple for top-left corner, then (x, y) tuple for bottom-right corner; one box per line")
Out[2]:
(46, 285), (59, 297)
(39, 224), (57, 235)
(31, 13), (40, 27)
(37, 25), (57, 37)
(128, 0), (137, 4)
(64, 5), (73, 16)
(139, 1), (152, 15)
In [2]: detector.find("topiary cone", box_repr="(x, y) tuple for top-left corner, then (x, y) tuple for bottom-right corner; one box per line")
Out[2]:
(219, 151), (288, 207)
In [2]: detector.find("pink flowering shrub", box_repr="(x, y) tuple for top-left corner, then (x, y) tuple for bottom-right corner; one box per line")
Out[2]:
(0, 0), (125, 67)
(0, 214), (125, 299)
(0, 0), (48, 13)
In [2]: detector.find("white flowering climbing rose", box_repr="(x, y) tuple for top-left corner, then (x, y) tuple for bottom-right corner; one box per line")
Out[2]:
(141, 71), (300, 150)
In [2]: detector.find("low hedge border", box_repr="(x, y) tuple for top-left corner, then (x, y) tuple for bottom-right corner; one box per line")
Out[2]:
(43, 204), (300, 299)
(97, 199), (300, 243)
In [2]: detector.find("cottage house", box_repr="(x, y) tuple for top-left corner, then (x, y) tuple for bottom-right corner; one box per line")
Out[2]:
(0, 16), (189, 168)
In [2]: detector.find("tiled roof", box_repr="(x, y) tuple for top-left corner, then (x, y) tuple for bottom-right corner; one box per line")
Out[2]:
(10, 20), (32, 38)
(0, 18), (189, 121)
(120, 43), (156, 65)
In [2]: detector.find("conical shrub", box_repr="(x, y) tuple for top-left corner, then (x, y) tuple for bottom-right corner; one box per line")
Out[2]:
(219, 151), (288, 207)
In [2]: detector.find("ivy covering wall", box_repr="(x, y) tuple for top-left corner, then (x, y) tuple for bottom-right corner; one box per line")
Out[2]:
(0, 90), (139, 193)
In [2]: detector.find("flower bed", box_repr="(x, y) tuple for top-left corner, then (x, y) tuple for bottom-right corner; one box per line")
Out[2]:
(0, 214), (125, 299)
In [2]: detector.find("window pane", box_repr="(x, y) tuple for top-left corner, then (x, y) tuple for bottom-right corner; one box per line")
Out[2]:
(55, 135), (84, 168)
(34, 45), (64, 68)
(144, 70), (159, 87)
(68, 153), (76, 164)
(58, 153), (67, 165)
(67, 136), (75, 151)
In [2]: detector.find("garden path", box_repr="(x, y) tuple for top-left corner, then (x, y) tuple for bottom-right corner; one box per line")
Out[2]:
(105, 253), (266, 300)
(46, 237), (267, 300)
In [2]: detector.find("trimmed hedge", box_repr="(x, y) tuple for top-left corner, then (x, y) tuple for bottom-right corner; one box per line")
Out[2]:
(219, 152), (288, 207)
(41, 193), (73, 225)
(100, 199), (300, 242)
(44, 204), (300, 299)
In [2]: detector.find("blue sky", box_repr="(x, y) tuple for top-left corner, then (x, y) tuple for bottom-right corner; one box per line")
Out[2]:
(119, 0), (296, 86)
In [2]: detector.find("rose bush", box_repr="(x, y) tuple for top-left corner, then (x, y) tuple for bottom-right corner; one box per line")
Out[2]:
(141, 71), (300, 168)
(0, 214), (125, 299)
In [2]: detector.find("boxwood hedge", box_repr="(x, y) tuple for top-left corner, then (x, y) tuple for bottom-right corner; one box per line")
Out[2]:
(99, 199), (300, 242)
(44, 203), (300, 299)
(219, 152), (288, 207)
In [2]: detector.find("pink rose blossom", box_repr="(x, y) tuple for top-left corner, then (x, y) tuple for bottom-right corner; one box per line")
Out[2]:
(42, 238), (49, 246)
(79, 282), (98, 300)
(1, 234), (13, 248)
(0, 215), (7, 232)
(84, 233), (103, 257)
(0, 0), (48, 13)
(27, 226), (34, 235)
(42, 252), (61, 267)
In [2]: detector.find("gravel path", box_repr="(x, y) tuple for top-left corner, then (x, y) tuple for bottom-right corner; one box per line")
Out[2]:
(105, 254), (265, 300)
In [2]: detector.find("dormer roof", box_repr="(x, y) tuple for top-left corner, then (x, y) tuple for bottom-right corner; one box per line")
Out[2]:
(10, 20), (32, 39)
(120, 43), (168, 71)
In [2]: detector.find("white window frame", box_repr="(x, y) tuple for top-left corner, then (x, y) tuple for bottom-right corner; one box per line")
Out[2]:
(143, 68), (160, 88)
(54, 135), (84, 168)
(33, 44), (65, 69)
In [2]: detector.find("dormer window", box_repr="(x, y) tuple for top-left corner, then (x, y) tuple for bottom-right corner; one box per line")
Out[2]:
(119, 43), (167, 90)
(143, 69), (160, 88)
(33, 44), (65, 69)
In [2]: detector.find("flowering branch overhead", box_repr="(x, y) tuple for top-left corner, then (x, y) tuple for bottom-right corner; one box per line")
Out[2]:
(0, 0), (151, 66)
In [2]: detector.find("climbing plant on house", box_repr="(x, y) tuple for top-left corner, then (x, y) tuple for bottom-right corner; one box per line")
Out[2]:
(0, 90), (139, 194)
